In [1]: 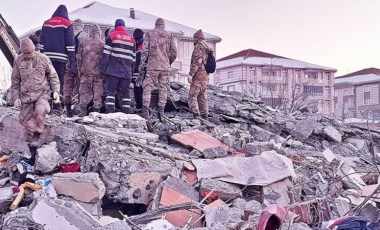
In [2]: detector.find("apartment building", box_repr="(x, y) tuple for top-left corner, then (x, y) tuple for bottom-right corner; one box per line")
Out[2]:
(21, 1), (221, 84)
(334, 68), (380, 120)
(215, 49), (336, 114)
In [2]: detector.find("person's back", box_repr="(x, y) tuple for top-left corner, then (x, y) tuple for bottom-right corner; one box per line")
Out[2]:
(78, 25), (104, 115)
(141, 18), (177, 71)
(40, 5), (75, 65)
(78, 27), (104, 75)
(39, 4), (75, 105)
(138, 18), (177, 120)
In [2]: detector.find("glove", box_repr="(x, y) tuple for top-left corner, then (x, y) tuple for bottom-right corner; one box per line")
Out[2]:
(188, 76), (193, 84)
(53, 92), (60, 104)
(136, 74), (144, 87)
(69, 62), (78, 75)
(14, 99), (21, 109)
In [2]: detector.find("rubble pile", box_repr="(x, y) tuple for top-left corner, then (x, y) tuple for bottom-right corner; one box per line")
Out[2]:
(1, 83), (380, 229)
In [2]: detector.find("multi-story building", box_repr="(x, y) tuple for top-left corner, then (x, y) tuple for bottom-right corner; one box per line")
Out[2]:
(21, 1), (221, 84)
(215, 49), (336, 114)
(334, 68), (380, 120)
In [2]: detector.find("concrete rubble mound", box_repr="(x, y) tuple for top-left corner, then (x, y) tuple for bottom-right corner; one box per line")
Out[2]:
(1, 83), (380, 229)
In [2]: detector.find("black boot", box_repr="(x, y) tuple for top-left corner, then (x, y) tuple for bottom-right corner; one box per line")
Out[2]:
(93, 107), (101, 113)
(158, 106), (165, 122)
(79, 105), (88, 117)
(141, 105), (149, 120)
(121, 98), (132, 114)
(51, 102), (63, 115)
(64, 104), (73, 117)
(105, 96), (116, 113)
(201, 113), (208, 120)
(193, 113), (200, 119)
(22, 145), (38, 166)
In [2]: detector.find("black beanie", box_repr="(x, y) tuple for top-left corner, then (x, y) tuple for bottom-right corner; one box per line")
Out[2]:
(133, 28), (144, 40)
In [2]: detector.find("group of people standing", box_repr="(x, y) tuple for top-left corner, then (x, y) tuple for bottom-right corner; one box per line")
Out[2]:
(10, 4), (214, 165)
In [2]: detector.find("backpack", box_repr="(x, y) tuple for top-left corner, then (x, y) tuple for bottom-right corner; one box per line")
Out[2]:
(74, 32), (82, 54)
(204, 52), (216, 74)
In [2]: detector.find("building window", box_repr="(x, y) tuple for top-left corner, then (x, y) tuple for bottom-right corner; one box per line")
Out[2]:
(343, 89), (349, 96)
(227, 85), (235, 91)
(227, 71), (233, 79)
(364, 85), (371, 92)
(303, 85), (323, 95)
(364, 91), (371, 105)
(262, 69), (276, 77)
(305, 72), (318, 79)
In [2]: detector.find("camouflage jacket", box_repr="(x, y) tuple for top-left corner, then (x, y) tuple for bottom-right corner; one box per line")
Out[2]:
(189, 40), (213, 82)
(77, 34), (105, 75)
(140, 24), (177, 72)
(11, 52), (60, 104)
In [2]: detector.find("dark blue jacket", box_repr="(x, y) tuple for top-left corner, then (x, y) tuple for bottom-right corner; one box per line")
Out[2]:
(40, 5), (75, 64)
(101, 26), (136, 79)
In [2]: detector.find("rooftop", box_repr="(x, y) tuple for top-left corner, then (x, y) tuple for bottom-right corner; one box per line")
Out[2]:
(217, 49), (336, 71)
(335, 68), (380, 85)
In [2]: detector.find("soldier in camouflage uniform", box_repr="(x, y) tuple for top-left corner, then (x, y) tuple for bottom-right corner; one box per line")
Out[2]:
(63, 19), (88, 116)
(77, 25), (105, 116)
(136, 18), (177, 119)
(11, 38), (60, 165)
(188, 30), (213, 120)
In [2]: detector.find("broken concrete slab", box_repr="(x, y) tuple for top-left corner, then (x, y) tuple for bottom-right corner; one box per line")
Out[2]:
(171, 129), (228, 153)
(232, 198), (262, 214)
(321, 148), (337, 163)
(263, 178), (292, 207)
(192, 150), (296, 186)
(344, 138), (366, 150)
(88, 112), (147, 130)
(244, 142), (274, 156)
(119, 172), (163, 205)
(143, 219), (174, 230)
(206, 206), (244, 227)
(0, 187), (13, 214)
(200, 178), (242, 201)
(29, 197), (102, 230)
(203, 146), (228, 159)
(323, 126), (342, 142)
(52, 172), (105, 203)
(291, 117), (317, 140)
(35, 141), (62, 173)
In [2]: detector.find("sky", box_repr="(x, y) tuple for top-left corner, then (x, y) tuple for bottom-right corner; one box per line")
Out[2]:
(0, 0), (380, 84)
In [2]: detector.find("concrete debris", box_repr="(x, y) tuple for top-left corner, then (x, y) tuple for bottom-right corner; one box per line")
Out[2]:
(35, 141), (62, 173)
(2, 82), (380, 229)
(323, 125), (342, 142)
(29, 197), (102, 230)
(200, 178), (242, 201)
(52, 172), (105, 203)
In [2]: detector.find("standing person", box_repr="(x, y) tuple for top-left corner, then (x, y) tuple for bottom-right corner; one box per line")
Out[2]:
(136, 18), (177, 119)
(39, 5), (75, 110)
(132, 28), (144, 111)
(77, 25), (104, 116)
(188, 30), (213, 120)
(62, 19), (88, 117)
(11, 38), (60, 165)
(101, 19), (135, 114)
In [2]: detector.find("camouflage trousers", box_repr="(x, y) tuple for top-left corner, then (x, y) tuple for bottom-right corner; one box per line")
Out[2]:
(79, 73), (104, 109)
(63, 63), (79, 105)
(188, 81), (209, 115)
(19, 94), (50, 144)
(142, 70), (169, 108)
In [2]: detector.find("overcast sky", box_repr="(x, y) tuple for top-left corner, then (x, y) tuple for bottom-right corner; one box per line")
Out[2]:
(1, 0), (380, 77)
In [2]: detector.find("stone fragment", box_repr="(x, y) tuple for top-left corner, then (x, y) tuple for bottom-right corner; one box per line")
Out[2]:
(263, 178), (292, 207)
(345, 138), (366, 150)
(206, 206), (244, 227)
(232, 198), (262, 214)
(245, 142), (274, 156)
(0, 187), (13, 214)
(285, 223), (312, 230)
(250, 112), (266, 123)
(143, 219), (174, 230)
(29, 197), (102, 230)
(203, 146), (228, 159)
(35, 142), (62, 173)
(323, 126), (342, 142)
(292, 117), (317, 140)
(200, 178), (242, 201)
(52, 172), (105, 202)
